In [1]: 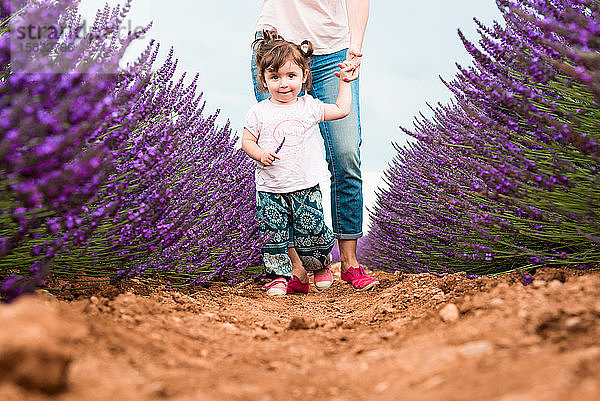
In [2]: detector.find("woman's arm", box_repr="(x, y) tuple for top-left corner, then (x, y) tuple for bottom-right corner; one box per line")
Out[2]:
(242, 129), (280, 166)
(344, 0), (369, 81)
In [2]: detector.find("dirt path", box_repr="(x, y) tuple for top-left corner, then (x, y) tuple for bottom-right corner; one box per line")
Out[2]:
(1, 265), (599, 401)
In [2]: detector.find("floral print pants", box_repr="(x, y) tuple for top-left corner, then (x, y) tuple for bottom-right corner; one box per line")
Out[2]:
(257, 185), (335, 277)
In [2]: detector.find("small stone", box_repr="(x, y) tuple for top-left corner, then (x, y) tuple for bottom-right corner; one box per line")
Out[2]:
(0, 297), (86, 394)
(547, 280), (563, 289)
(288, 317), (315, 330)
(253, 328), (269, 340)
(432, 293), (446, 301)
(220, 322), (238, 332)
(532, 279), (546, 289)
(488, 298), (504, 309)
(439, 303), (460, 322)
(379, 304), (394, 314)
(37, 289), (56, 299)
(374, 381), (390, 393)
(457, 340), (493, 358)
(565, 316), (582, 329)
(1, 347), (71, 394)
(89, 296), (99, 305)
(389, 318), (409, 329)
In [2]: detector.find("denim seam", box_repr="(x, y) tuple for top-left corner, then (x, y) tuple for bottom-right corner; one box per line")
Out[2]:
(335, 231), (363, 240)
(321, 119), (341, 236)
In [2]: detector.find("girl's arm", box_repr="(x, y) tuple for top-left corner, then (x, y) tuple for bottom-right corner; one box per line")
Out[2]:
(242, 129), (280, 166)
(323, 67), (352, 121)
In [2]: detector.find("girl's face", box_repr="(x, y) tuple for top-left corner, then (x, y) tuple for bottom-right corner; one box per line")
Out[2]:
(263, 59), (307, 105)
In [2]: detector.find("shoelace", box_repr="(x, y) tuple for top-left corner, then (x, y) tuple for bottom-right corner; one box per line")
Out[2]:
(263, 278), (287, 290)
(346, 266), (365, 278)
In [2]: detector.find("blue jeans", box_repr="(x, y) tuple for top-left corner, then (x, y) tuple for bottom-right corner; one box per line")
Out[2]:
(250, 35), (363, 239)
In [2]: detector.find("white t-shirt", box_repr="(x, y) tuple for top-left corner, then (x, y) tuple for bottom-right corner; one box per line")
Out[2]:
(245, 95), (330, 193)
(256, 0), (350, 55)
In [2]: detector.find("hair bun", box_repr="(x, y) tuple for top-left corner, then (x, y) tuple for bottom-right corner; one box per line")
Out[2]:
(263, 30), (282, 43)
(299, 40), (314, 57)
(252, 29), (283, 52)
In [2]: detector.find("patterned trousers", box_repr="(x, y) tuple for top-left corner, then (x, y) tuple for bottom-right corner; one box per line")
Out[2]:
(257, 185), (335, 277)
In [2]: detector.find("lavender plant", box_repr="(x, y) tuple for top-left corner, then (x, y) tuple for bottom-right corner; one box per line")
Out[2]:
(364, 0), (599, 276)
(1, 0), (264, 301)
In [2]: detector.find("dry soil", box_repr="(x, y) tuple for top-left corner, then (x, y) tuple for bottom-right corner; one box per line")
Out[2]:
(1, 265), (599, 401)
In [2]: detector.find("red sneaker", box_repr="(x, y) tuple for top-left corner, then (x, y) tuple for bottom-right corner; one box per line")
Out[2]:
(262, 277), (287, 296)
(340, 266), (379, 290)
(287, 276), (309, 294)
(313, 266), (333, 291)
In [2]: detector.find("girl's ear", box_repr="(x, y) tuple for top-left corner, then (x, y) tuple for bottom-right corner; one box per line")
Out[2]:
(302, 70), (308, 84)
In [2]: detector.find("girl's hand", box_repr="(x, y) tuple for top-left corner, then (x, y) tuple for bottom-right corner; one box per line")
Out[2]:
(334, 62), (353, 82)
(260, 150), (280, 166)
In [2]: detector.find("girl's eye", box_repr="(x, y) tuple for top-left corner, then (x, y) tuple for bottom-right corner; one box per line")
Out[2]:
(289, 74), (295, 78)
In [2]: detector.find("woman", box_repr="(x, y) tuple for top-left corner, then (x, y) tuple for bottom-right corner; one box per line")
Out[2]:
(250, 0), (378, 291)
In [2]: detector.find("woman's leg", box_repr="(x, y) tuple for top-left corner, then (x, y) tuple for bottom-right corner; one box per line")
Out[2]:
(309, 49), (363, 271)
(288, 248), (308, 282)
(251, 50), (271, 103)
(289, 186), (335, 271)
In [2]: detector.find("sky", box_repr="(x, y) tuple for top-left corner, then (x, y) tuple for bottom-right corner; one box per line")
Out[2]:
(78, 0), (503, 233)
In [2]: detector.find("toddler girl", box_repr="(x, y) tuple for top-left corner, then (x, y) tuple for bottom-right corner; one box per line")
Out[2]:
(242, 31), (352, 296)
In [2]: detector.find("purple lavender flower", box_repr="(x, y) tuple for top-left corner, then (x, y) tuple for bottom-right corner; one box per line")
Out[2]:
(1, 0), (265, 301)
(362, 0), (600, 277)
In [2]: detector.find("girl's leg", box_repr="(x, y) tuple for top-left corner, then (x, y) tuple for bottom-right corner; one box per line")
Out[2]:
(256, 191), (294, 278)
(289, 186), (335, 271)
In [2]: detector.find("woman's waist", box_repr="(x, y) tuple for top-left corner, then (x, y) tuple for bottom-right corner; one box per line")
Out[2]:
(254, 25), (349, 56)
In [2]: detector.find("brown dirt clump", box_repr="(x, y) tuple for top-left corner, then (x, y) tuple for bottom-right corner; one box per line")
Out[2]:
(1, 265), (599, 401)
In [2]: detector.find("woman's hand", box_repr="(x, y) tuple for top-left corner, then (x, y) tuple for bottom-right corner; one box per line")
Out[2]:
(260, 150), (280, 166)
(339, 45), (363, 81)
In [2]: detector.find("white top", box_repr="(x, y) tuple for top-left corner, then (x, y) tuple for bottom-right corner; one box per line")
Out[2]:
(256, 0), (350, 55)
(244, 95), (330, 193)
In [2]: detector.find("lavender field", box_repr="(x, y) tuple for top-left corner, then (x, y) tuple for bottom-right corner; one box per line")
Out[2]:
(1, 0), (267, 301)
(363, 0), (599, 280)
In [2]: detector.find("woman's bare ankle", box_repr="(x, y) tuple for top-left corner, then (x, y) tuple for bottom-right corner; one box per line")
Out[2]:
(291, 265), (308, 282)
(340, 259), (359, 272)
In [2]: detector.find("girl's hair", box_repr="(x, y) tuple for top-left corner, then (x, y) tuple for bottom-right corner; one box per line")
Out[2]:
(252, 30), (314, 93)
